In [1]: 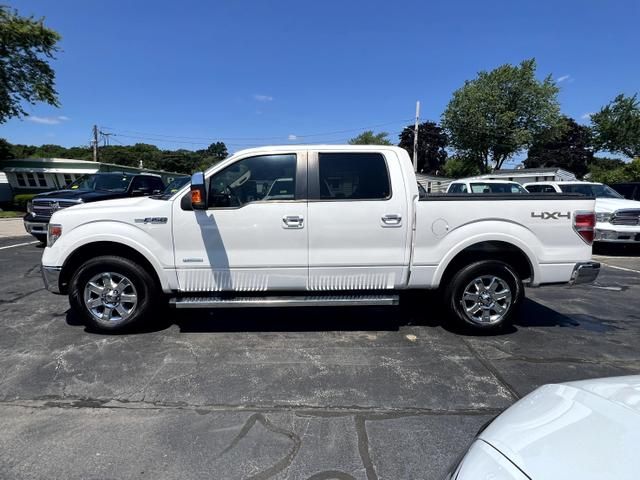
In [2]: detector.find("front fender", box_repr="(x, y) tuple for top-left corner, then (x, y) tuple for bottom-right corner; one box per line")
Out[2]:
(42, 220), (175, 290)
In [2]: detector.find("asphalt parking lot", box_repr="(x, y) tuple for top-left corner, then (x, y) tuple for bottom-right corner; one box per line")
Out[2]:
(1, 237), (639, 480)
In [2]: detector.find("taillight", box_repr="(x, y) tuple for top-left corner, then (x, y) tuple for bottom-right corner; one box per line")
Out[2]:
(574, 211), (595, 245)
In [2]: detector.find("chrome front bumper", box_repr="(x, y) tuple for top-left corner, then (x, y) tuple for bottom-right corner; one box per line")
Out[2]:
(570, 262), (600, 285)
(42, 265), (62, 294)
(24, 220), (48, 235)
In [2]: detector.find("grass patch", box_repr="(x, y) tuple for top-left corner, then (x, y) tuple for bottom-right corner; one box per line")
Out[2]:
(0, 211), (24, 218)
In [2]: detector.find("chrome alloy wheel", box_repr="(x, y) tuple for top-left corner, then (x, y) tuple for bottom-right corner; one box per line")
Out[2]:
(460, 275), (512, 325)
(83, 272), (138, 324)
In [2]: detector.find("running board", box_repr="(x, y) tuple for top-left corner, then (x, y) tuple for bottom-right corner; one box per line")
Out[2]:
(169, 294), (399, 309)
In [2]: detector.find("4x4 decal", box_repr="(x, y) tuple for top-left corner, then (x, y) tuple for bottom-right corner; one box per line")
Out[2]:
(531, 211), (571, 220)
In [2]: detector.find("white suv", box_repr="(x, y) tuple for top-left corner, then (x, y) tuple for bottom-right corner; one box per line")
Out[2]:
(524, 181), (640, 243)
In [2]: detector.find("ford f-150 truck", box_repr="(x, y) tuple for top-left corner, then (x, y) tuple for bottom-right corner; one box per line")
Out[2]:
(524, 181), (640, 243)
(40, 146), (599, 332)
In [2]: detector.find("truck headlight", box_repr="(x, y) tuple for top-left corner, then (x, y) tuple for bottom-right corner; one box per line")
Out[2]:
(595, 212), (612, 223)
(26, 200), (33, 214)
(47, 224), (62, 247)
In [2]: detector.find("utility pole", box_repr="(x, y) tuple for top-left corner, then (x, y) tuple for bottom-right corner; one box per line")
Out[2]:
(92, 125), (99, 162)
(412, 101), (420, 173)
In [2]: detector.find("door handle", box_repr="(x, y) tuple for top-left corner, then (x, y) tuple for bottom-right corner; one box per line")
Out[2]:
(282, 215), (304, 229)
(381, 214), (402, 227)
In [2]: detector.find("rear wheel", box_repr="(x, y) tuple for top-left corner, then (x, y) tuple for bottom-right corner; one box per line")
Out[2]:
(69, 255), (159, 332)
(444, 260), (523, 331)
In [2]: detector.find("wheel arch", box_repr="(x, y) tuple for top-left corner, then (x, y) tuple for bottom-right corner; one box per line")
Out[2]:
(59, 241), (164, 294)
(437, 239), (536, 289)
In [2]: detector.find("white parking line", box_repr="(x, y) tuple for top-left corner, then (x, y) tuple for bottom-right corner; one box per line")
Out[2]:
(600, 262), (640, 274)
(0, 241), (39, 251)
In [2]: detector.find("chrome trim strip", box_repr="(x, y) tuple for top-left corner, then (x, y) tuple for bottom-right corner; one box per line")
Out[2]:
(170, 294), (399, 309)
(41, 265), (62, 294)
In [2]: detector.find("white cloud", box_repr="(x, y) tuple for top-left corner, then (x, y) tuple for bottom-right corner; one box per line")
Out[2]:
(26, 115), (70, 125)
(556, 75), (571, 83)
(581, 112), (594, 120)
(253, 94), (273, 102)
(288, 134), (297, 141)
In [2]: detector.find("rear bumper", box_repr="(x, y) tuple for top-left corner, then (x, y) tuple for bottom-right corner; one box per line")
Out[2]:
(42, 265), (62, 294)
(569, 262), (600, 285)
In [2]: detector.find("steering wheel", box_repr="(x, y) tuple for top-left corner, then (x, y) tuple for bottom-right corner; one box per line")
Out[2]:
(224, 185), (242, 207)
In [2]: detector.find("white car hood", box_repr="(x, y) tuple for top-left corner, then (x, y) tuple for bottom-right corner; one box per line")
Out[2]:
(595, 197), (640, 213)
(479, 375), (640, 479)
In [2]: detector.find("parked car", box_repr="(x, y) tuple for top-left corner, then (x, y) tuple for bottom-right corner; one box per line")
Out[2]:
(609, 182), (640, 201)
(24, 172), (165, 242)
(446, 179), (528, 194)
(41, 146), (598, 332)
(524, 181), (640, 243)
(446, 375), (640, 479)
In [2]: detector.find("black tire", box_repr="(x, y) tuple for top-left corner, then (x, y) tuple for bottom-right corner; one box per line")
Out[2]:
(69, 255), (159, 332)
(33, 234), (47, 243)
(443, 260), (523, 331)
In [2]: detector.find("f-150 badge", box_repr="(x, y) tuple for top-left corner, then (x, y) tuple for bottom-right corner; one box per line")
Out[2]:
(531, 212), (571, 220)
(134, 217), (168, 224)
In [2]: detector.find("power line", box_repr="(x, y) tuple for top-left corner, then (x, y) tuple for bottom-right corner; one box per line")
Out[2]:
(100, 118), (413, 142)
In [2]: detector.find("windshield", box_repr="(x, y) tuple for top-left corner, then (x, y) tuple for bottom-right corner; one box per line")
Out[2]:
(163, 177), (190, 195)
(470, 182), (527, 193)
(559, 184), (623, 198)
(68, 173), (132, 192)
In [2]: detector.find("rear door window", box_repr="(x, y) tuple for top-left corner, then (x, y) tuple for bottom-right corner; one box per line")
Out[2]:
(318, 152), (390, 200)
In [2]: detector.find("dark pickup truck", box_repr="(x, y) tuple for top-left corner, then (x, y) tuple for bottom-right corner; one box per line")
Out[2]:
(24, 172), (165, 242)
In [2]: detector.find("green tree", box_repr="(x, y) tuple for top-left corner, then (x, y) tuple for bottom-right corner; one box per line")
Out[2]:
(591, 93), (640, 158)
(442, 59), (561, 173)
(0, 6), (61, 123)
(398, 121), (448, 174)
(525, 117), (593, 177)
(196, 142), (228, 170)
(441, 155), (481, 178)
(588, 157), (640, 184)
(0, 138), (14, 160)
(348, 130), (392, 145)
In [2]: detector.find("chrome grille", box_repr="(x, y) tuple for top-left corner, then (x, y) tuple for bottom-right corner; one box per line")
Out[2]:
(32, 199), (81, 218)
(611, 209), (640, 226)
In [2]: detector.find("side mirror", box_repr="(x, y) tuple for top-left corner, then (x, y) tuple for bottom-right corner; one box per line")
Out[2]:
(190, 172), (207, 210)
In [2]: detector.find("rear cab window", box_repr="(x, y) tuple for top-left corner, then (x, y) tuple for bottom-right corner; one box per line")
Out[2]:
(316, 152), (391, 200)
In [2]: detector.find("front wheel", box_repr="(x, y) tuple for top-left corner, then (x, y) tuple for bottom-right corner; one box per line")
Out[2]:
(444, 260), (523, 331)
(69, 255), (159, 332)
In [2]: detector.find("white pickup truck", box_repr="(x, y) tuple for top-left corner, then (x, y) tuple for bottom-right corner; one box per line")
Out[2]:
(41, 146), (599, 332)
(524, 181), (640, 243)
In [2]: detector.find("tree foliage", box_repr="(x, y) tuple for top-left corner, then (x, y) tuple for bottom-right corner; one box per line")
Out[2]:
(525, 116), (593, 177)
(0, 139), (229, 174)
(591, 93), (640, 158)
(442, 59), (561, 173)
(0, 6), (61, 123)
(441, 155), (481, 178)
(348, 130), (392, 145)
(588, 157), (640, 184)
(398, 121), (448, 174)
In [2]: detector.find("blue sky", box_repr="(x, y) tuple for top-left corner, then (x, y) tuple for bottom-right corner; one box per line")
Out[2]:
(4, 0), (639, 164)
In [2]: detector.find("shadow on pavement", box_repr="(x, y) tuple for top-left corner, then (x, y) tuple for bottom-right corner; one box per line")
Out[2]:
(65, 293), (607, 337)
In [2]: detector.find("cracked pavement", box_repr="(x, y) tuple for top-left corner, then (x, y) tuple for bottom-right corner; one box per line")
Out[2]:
(1, 237), (639, 479)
